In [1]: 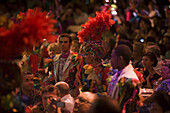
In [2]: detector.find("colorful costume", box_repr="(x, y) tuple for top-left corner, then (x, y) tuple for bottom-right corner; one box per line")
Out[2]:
(77, 10), (115, 95)
(53, 51), (83, 97)
(81, 63), (111, 95)
(107, 64), (141, 113)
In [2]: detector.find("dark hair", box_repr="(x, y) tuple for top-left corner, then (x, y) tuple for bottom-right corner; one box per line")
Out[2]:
(58, 33), (72, 43)
(143, 52), (158, 67)
(158, 44), (167, 56)
(124, 21), (132, 29)
(55, 82), (70, 95)
(118, 33), (128, 40)
(89, 96), (121, 113)
(41, 85), (60, 96)
(114, 45), (132, 66)
(146, 36), (156, 43)
(118, 39), (133, 52)
(140, 17), (151, 28)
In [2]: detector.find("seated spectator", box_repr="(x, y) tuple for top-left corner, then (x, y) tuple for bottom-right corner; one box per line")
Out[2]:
(73, 92), (97, 113)
(141, 52), (161, 88)
(143, 59), (170, 105)
(162, 35), (170, 59)
(60, 6), (75, 33)
(132, 41), (144, 69)
(73, 4), (88, 25)
(120, 21), (136, 42)
(55, 82), (75, 113)
(31, 85), (61, 113)
(89, 96), (121, 113)
(144, 44), (162, 74)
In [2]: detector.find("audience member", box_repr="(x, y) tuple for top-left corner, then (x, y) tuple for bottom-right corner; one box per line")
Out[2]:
(17, 72), (41, 106)
(134, 17), (153, 42)
(89, 96), (121, 113)
(144, 44), (163, 74)
(61, 6), (75, 33)
(107, 45), (140, 113)
(71, 40), (80, 53)
(147, 1), (161, 27)
(150, 90), (169, 113)
(132, 41), (144, 69)
(162, 35), (170, 59)
(120, 21), (136, 42)
(31, 85), (61, 113)
(73, 92), (97, 113)
(55, 82), (75, 113)
(73, 4), (88, 25)
(141, 52), (161, 88)
(47, 43), (61, 58)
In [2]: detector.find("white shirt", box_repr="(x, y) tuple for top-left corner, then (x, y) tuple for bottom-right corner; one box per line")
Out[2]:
(107, 64), (139, 100)
(61, 94), (75, 113)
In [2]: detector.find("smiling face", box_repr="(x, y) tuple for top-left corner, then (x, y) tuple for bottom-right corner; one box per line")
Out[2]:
(142, 56), (154, 69)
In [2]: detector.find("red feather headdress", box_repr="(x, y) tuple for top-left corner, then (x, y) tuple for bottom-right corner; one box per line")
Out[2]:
(77, 10), (115, 43)
(0, 8), (57, 60)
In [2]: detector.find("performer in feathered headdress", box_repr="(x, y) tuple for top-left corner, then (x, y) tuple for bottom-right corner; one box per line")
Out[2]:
(77, 10), (115, 95)
(0, 8), (58, 112)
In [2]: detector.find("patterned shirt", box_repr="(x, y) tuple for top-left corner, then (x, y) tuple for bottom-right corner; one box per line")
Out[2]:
(58, 51), (70, 81)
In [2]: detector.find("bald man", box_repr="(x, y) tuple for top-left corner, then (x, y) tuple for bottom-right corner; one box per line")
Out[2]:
(55, 82), (75, 113)
(73, 92), (97, 113)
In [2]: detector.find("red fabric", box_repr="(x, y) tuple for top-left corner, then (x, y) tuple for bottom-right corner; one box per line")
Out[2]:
(101, 67), (110, 86)
(29, 54), (38, 77)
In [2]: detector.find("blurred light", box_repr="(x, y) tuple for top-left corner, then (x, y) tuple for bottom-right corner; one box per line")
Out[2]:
(111, 10), (117, 15)
(113, 0), (117, 4)
(111, 7), (116, 11)
(104, 3), (109, 6)
(105, 0), (109, 2)
(111, 4), (117, 9)
(133, 12), (137, 17)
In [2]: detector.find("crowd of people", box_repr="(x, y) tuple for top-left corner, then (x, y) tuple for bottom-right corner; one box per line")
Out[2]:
(0, 0), (170, 113)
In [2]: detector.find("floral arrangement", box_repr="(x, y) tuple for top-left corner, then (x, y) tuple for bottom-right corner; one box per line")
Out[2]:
(0, 8), (57, 60)
(77, 10), (115, 43)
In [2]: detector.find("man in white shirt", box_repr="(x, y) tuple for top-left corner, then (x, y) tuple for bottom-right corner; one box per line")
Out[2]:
(107, 45), (140, 113)
(55, 82), (75, 113)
